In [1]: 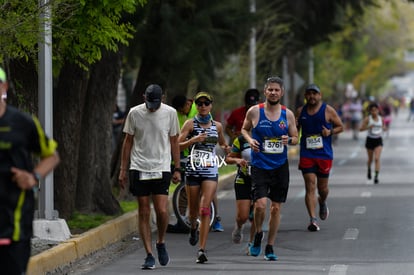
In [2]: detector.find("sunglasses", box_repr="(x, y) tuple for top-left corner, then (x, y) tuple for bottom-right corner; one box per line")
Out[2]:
(196, 101), (211, 107)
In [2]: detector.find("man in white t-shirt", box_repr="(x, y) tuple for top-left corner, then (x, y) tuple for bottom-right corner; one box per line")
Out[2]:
(119, 84), (181, 270)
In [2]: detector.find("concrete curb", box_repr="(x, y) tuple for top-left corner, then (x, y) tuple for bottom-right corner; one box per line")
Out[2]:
(27, 172), (237, 275)
(27, 211), (138, 275)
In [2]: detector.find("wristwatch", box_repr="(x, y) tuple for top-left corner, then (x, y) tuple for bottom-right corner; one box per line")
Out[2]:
(174, 167), (181, 173)
(32, 171), (41, 183)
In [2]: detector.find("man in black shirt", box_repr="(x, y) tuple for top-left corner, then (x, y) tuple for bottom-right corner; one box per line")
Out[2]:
(0, 66), (60, 274)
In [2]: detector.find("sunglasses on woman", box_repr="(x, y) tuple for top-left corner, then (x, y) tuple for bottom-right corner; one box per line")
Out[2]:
(196, 100), (211, 107)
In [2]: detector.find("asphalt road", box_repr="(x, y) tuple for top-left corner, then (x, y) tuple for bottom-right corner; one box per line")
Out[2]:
(86, 108), (414, 275)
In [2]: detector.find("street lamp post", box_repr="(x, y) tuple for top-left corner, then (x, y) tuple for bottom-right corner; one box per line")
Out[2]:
(36, 0), (70, 241)
(249, 0), (256, 89)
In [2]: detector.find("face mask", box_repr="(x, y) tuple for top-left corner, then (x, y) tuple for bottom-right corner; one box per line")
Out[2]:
(195, 113), (212, 124)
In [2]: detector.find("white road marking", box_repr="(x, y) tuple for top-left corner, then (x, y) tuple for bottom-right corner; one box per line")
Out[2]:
(361, 192), (371, 198)
(354, 206), (366, 214)
(343, 228), (359, 240)
(329, 264), (348, 275)
(337, 159), (347, 166)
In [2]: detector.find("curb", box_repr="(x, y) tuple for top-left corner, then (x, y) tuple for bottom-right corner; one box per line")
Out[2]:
(27, 172), (236, 275)
(27, 211), (138, 275)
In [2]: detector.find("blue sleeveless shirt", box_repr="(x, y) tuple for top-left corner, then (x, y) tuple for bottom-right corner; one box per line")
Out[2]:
(298, 103), (333, 160)
(251, 104), (288, 170)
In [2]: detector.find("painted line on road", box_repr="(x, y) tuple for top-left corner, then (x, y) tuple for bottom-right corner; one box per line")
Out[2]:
(336, 146), (361, 166)
(217, 190), (232, 199)
(350, 150), (359, 159)
(361, 191), (371, 198)
(343, 228), (359, 240)
(329, 264), (348, 275)
(354, 206), (366, 214)
(337, 159), (347, 166)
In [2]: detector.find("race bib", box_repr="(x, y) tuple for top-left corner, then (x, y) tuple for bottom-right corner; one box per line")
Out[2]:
(306, 135), (323, 149)
(139, 171), (163, 180)
(263, 137), (284, 154)
(192, 149), (214, 167)
(371, 126), (382, 135)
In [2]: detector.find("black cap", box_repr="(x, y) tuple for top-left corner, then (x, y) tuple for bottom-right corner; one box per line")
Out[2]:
(145, 84), (163, 109)
(244, 88), (260, 105)
(305, 84), (320, 93)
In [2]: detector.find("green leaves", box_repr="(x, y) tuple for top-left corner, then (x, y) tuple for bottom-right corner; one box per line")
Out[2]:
(0, 0), (146, 71)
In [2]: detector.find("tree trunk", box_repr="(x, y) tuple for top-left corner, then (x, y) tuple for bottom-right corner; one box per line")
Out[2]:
(54, 63), (89, 219)
(76, 50), (122, 215)
(7, 59), (38, 112)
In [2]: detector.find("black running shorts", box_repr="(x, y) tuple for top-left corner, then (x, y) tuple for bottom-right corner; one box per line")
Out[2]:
(251, 161), (289, 203)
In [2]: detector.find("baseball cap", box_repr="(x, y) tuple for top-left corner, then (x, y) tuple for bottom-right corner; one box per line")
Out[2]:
(305, 84), (320, 93)
(145, 84), (163, 109)
(194, 91), (213, 102)
(244, 88), (259, 105)
(0, 67), (6, 83)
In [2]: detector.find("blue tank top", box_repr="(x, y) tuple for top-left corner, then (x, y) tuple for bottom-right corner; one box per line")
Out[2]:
(298, 103), (333, 160)
(251, 104), (288, 170)
(185, 119), (219, 177)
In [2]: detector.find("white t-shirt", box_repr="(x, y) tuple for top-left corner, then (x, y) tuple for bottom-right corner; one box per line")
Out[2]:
(123, 103), (180, 172)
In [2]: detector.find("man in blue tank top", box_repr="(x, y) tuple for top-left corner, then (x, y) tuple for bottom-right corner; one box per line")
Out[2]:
(296, 84), (344, 232)
(241, 76), (298, 261)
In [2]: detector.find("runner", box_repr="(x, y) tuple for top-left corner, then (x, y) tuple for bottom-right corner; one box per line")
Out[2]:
(241, 76), (298, 261)
(178, 91), (229, 263)
(119, 84), (181, 270)
(359, 102), (385, 184)
(0, 66), (60, 274)
(225, 135), (255, 250)
(296, 84), (344, 232)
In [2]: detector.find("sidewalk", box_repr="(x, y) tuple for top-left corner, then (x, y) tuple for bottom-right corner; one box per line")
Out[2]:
(27, 172), (237, 275)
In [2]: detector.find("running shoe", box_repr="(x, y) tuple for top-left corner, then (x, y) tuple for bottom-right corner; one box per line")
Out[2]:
(246, 242), (252, 255)
(264, 244), (278, 261)
(248, 231), (263, 256)
(166, 223), (190, 233)
(307, 218), (320, 232)
(232, 225), (243, 244)
(156, 242), (169, 266)
(196, 249), (208, 264)
(374, 177), (379, 184)
(367, 169), (372, 180)
(141, 254), (155, 270)
(189, 225), (199, 246)
(212, 217), (224, 232)
(319, 200), (329, 221)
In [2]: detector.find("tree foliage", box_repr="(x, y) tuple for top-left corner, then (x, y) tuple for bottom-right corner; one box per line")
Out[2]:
(213, 0), (382, 109)
(124, 0), (252, 106)
(312, 0), (414, 101)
